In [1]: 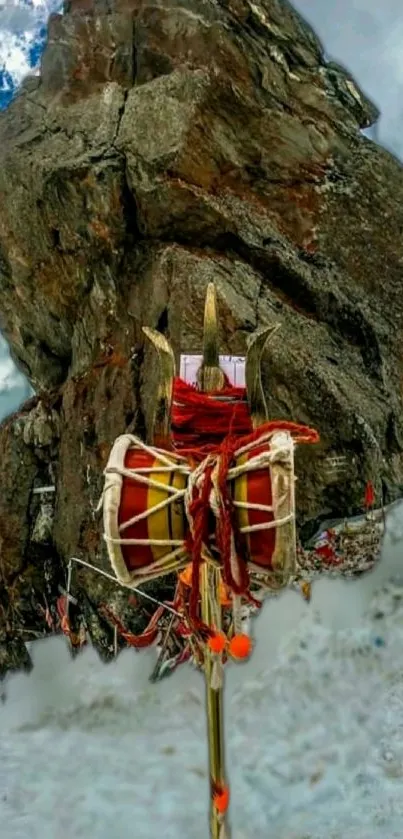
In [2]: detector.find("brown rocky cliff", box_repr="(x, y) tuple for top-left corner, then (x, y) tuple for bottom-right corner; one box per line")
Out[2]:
(0, 0), (401, 674)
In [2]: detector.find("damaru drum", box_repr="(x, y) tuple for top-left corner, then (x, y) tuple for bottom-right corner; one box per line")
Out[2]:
(102, 431), (296, 589)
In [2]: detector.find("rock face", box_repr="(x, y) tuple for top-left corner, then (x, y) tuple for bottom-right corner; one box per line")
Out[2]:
(0, 0), (402, 674)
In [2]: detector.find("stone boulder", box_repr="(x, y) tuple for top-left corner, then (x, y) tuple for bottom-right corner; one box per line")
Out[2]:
(0, 0), (402, 673)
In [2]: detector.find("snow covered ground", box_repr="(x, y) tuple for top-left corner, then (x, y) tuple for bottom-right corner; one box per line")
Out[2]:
(2, 504), (403, 839)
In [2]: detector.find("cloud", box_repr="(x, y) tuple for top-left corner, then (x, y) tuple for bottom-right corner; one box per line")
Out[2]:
(0, 0), (61, 97)
(0, 357), (21, 391)
(0, 355), (30, 394)
(0, 31), (32, 89)
(0, 338), (32, 421)
(294, 0), (403, 157)
(0, 1), (36, 31)
(0, 0), (54, 30)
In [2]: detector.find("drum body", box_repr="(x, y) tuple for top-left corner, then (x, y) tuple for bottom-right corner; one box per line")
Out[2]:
(232, 433), (295, 582)
(102, 434), (189, 586)
(233, 443), (276, 568)
(119, 448), (187, 571)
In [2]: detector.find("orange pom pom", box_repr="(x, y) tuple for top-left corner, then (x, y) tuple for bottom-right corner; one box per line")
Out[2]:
(228, 633), (252, 660)
(213, 785), (230, 814)
(208, 631), (227, 654)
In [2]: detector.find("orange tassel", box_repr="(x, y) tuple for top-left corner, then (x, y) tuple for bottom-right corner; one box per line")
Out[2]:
(179, 564), (232, 606)
(213, 785), (230, 814)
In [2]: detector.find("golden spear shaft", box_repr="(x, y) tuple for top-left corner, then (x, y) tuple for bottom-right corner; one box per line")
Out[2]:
(198, 283), (228, 839)
(143, 287), (278, 839)
(198, 285), (279, 838)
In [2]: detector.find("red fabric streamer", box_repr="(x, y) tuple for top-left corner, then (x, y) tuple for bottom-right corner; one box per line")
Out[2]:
(364, 480), (375, 508)
(216, 434), (250, 594)
(172, 377), (318, 456)
(171, 376), (319, 632)
(185, 460), (216, 627)
(99, 604), (161, 648)
(172, 377), (252, 452)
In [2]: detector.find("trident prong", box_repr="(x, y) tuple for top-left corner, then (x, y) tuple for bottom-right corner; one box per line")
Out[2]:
(142, 326), (175, 448)
(197, 283), (226, 392)
(245, 324), (281, 429)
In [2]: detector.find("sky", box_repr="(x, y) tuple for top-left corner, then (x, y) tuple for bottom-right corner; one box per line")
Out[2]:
(294, 0), (403, 153)
(1, 0), (403, 418)
(0, 0), (58, 109)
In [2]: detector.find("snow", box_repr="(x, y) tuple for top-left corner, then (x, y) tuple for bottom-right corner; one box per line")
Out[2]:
(1, 504), (403, 839)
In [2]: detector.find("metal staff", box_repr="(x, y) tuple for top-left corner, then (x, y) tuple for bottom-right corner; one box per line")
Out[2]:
(143, 285), (278, 839)
(198, 284), (228, 839)
(198, 285), (278, 838)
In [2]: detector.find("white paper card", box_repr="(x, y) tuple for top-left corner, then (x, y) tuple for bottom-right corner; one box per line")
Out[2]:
(179, 355), (246, 387)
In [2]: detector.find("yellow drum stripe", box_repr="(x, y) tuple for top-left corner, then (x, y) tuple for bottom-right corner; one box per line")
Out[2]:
(171, 469), (187, 544)
(147, 459), (173, 563)
(233, 452), (250, 553)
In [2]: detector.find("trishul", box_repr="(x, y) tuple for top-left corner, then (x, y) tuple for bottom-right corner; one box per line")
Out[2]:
(143, 283), (281, 839)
